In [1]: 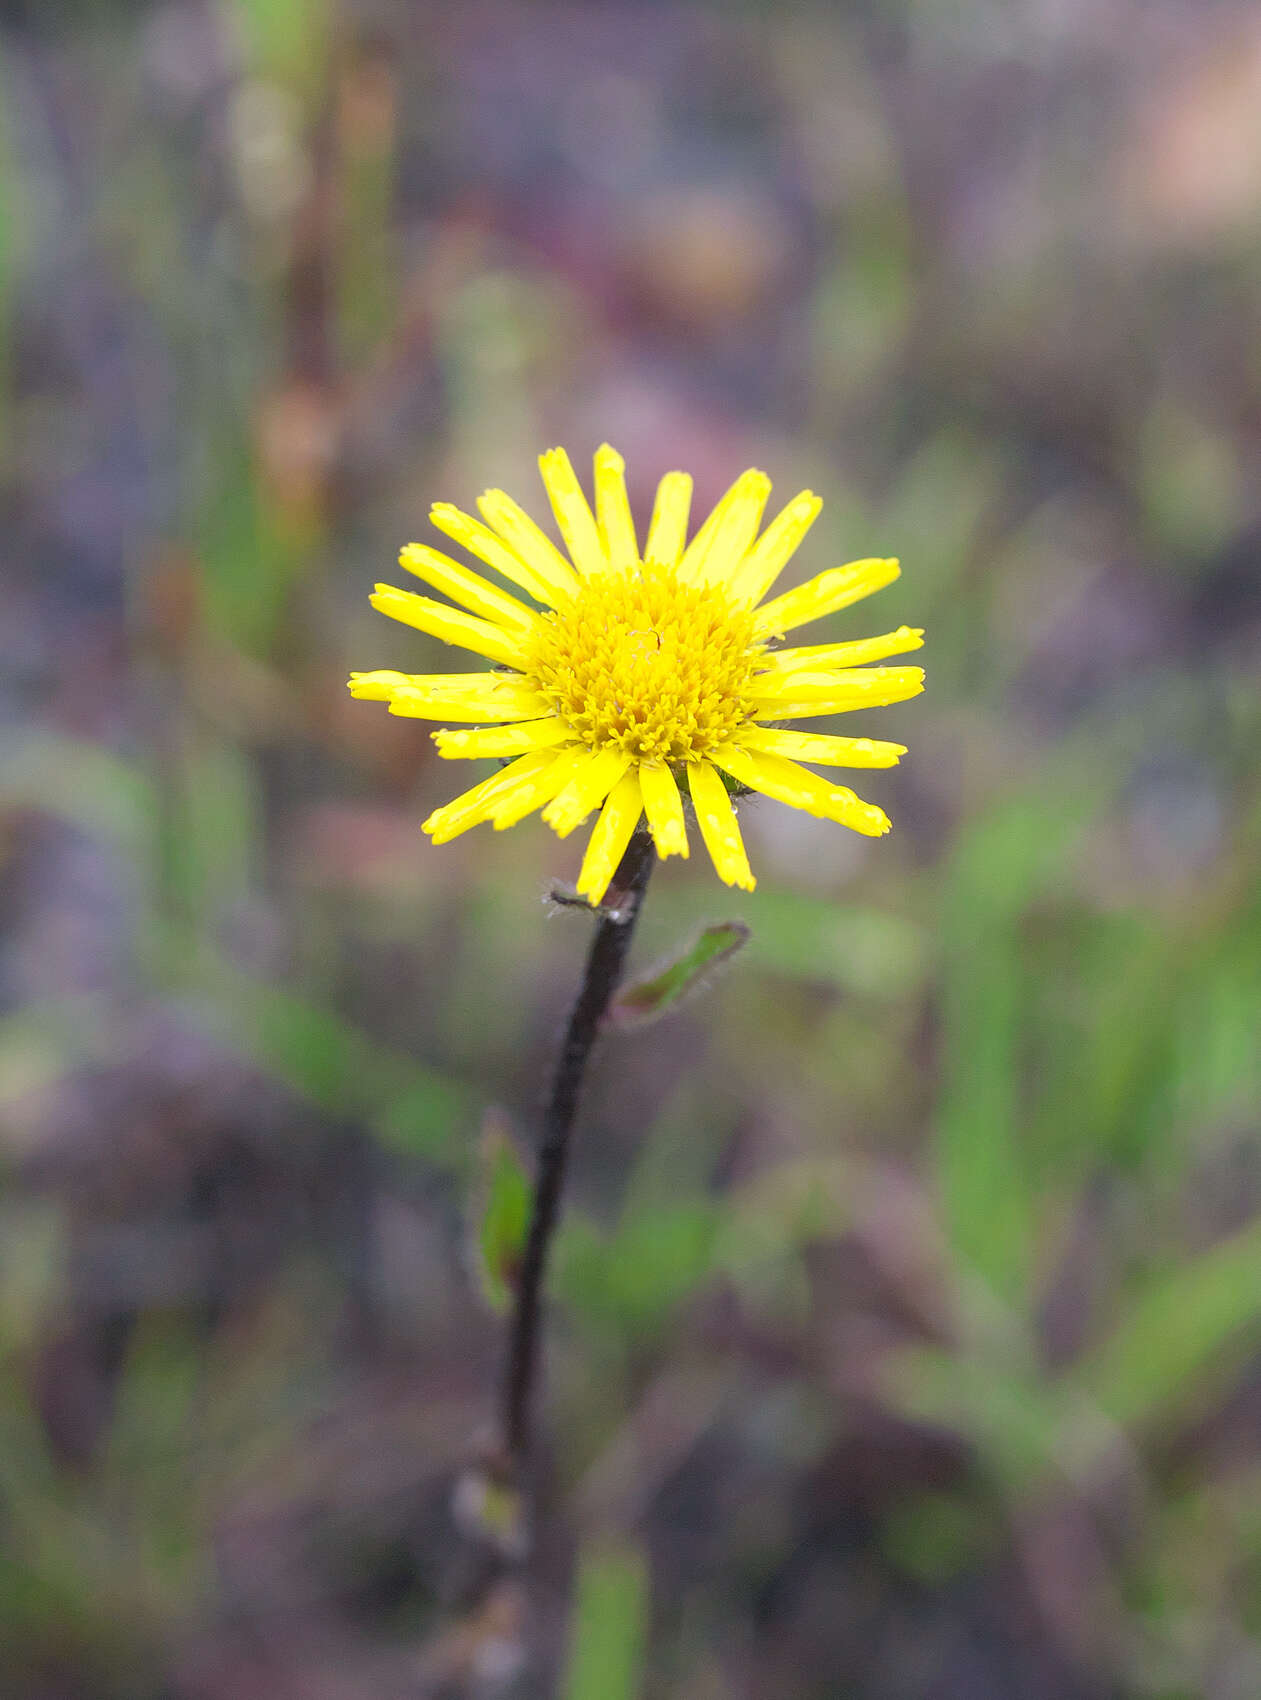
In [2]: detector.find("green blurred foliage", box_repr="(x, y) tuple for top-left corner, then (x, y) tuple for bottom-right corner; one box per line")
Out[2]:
(1, 0), (1259, 1696)
(563, 1539), (650, 1700)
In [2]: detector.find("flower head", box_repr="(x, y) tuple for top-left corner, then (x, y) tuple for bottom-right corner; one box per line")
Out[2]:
(350, 446), (923, 903)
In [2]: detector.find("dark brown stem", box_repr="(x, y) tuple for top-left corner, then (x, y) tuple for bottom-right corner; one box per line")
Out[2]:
(500, 828), (655, 1474)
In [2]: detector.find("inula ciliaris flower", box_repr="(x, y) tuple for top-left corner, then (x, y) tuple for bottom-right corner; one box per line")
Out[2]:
(350, 446), (923, 903)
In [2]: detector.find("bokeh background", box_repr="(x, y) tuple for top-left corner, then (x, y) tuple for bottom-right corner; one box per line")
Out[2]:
(3, 0), (1261, 1695)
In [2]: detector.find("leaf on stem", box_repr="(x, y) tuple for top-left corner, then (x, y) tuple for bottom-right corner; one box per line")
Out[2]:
(474, 1110), (533, 1314)
(606, 920), (750, 1029)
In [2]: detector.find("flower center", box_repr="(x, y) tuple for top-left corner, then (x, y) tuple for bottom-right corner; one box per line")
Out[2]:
(525, 560), (760, 763)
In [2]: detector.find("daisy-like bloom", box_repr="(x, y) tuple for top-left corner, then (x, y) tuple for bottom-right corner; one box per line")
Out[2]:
(349, 446), (923, 903)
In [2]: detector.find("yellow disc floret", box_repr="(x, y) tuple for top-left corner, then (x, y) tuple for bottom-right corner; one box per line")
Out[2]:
(525, 560), (760, 764)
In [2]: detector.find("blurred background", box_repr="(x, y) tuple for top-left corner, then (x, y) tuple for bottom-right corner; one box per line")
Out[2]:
(2, 0), (1260, 1695)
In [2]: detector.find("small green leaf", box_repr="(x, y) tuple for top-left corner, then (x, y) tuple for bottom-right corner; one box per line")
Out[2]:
(608, 921), (749, 1028)
(474, 1112), (533, 1314)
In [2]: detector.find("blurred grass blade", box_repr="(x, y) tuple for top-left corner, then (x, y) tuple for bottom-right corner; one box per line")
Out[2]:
(104, 1320), (208, 1602)
(937, 777), (1105, 1304)
(1075, 1214), (1261, 1430)
(0, 733), (156, 868)
(607, 921), (749, 1029)
(475, 1112), (532, 1314)
(196, 423), (291, 654)
(186, 942), (474, 1166)
(0, 41), (22, 452)
(230, 0), (331, 92)
(564, 1537), (650, 1700)
(937, 808), (1034, 1302)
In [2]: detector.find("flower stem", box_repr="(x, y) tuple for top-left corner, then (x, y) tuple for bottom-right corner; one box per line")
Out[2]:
(501, 827), (655, 1475)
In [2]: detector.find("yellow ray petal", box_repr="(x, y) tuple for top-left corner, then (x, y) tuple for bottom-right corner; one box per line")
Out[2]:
(429, 502), (562, 608)
(542, 747), (633, 838)
(348, 669), (414, 700)
(423, 750), (565, 844)
(388, 679), (552, 722)
(369, 585), (530, 669)
(491, 745), (590, 829)
(729, 490), (821, 605)
(748, 665), (925, 718)
(686, 760), (756, 891)
(643, 470), (692, 568)
(752, 558), (901, 640)
(712, 746), (890, 836)
(398, 543), (538, 633)
(354, 670), (524, 697)
(757, 626), (924, 672)
(594, 443), (638, 571)
(747, 668), (852, 701)
(737, 726), (905, 768)
(477, 488), (582, 602)
(576, 770), (644, 904)
(694, 470), (772, 587)
(538, 447), (607, 577)
(352, 668), (542, 705)
(678, 469), (771, 586)
(749, 665), (924, 703)
(638, 762), (689, 860)
(673, 469), (753, 583)
(432, 718), (574, 759)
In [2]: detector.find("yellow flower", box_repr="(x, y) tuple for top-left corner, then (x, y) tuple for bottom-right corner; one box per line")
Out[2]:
(349, 446), (923, 903)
